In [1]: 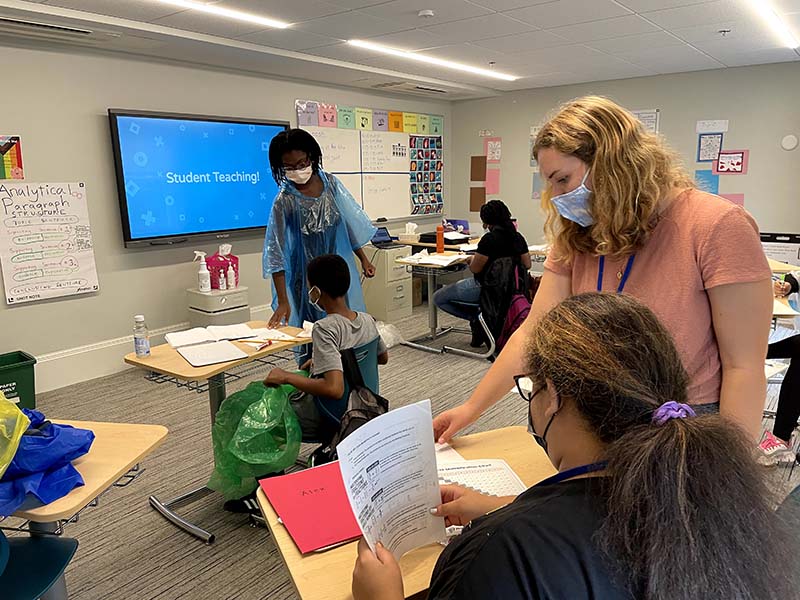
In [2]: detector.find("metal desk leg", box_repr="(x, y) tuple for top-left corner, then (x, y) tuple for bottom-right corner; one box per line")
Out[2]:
(427, 271), (438, 338)
(148, 373), (226, 544)
(30, 521), (69, 600)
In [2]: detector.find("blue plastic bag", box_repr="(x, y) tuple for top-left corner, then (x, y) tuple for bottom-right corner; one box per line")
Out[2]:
(0, 409), (95, 517)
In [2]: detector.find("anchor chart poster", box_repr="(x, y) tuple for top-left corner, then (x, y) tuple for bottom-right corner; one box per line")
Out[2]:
(0, 181), (99, 305)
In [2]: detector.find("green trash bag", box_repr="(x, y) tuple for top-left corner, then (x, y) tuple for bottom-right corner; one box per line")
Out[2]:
(0, 392), (30, 479)
(207, 380), (302, 500)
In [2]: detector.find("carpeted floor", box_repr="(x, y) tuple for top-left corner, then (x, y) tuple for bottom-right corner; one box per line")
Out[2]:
(6, 305), (798, 600)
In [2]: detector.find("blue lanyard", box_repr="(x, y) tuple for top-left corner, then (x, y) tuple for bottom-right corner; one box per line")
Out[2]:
(536, 461), (608, 486)
(597, 255), (635, 293)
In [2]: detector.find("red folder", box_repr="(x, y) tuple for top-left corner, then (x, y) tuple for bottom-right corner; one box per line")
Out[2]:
(260, 461), (362, 554)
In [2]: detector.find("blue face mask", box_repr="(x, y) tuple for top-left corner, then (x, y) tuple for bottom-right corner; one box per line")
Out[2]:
(550, 169), (593, 227)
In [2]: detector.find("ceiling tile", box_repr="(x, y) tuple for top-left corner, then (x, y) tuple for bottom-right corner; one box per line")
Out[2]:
(669, 19), (772, 43)
(614, 0), (709, 11)
(472, 29), (572, 53)
(499, 43), (618, 67)
(211, 0), (348, 23)
(327, 0), (394, 7)
(469, 0), (558, 10)
(305, 41), (385, 62)
(586, 30), (685, 53)
(618, 43), (724, 72)
(547, 14), (659, 42)
(360, 0), (492, 28)
(503, 0), (632, 28)
(295, 10), (410, 38)
(419, 13), (536, 45)
(773, 0), (800, 14)
(705, 46), (800, 67)
(151, 10), (268, 37)
(642, 0), (751, 29)
(365, 29), (443, 50)
(420, 43), (515, 64)
(692, 34), (791, 54)
(237, 28), (341, 50)
(43, 0), (184, 21)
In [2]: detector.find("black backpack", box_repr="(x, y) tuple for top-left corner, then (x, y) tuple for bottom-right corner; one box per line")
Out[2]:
(312, 347), (389, 465)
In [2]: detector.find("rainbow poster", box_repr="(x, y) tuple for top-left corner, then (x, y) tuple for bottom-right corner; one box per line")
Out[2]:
(0, 136), (24, 179)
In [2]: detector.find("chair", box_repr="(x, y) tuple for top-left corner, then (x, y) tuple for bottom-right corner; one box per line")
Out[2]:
(0, 529), (78, 600)
(441, 303), (496, 360)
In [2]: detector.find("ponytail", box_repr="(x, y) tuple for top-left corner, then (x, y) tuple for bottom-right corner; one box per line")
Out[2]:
(601, 415), (794, 600)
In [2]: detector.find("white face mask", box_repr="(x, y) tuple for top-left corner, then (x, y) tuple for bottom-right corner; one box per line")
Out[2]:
(285, 165), (313, 185)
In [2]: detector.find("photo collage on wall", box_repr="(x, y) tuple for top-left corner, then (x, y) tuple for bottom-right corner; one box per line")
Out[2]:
(409, 135), (443, 215)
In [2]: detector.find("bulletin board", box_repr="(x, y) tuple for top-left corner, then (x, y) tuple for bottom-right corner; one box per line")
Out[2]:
(296, 100), (444, 219)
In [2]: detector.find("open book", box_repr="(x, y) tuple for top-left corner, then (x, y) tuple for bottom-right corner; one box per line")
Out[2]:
(165, 323), (256, 348)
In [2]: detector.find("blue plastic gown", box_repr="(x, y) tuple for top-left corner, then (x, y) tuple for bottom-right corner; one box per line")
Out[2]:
(262, 171), (376, 328)
(0, 409), (94, 517)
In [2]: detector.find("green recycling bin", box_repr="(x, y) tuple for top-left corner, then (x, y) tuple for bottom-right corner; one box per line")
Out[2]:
(0, 351), (37, 409)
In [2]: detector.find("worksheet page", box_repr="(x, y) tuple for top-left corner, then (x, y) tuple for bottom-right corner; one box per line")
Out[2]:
(337, 399), (446, 558)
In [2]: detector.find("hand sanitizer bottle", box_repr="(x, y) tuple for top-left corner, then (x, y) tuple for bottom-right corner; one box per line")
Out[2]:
(194, 251), (211, 293)
(227, 264), (237, 289)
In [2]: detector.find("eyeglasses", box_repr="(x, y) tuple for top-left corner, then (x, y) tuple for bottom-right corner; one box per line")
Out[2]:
(513, 374), (543, 403)
(283, 157), (311, 171)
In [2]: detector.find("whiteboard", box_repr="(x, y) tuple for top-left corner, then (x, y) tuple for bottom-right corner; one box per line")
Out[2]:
(304, 126), (361, 173)
(362, 174), (410, 220)
(360, 131), (409, 173)
(335, 173), (363, 206)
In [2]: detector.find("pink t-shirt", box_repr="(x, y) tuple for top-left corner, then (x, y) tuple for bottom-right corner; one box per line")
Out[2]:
(544, 189), (770, 406)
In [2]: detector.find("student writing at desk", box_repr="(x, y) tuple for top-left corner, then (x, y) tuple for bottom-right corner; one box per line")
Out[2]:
(264, 255), (388, 456)
(352, 293), (796, 600)
(433, 200), (530, 347)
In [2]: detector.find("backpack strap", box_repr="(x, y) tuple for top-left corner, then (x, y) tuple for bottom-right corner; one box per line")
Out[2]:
(339, 347), (365, 388)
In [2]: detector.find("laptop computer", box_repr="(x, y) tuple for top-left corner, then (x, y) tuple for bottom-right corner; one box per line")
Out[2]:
(371, 226), (404, 249)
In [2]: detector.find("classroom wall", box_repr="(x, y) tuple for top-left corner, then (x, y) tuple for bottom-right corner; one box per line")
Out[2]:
(0, 44), (451, 392)
(450, 62), (800, 247)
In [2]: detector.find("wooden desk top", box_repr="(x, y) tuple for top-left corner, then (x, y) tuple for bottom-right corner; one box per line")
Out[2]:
(774, 297), (799, 318)
(124, 322), (309, 382)
(769, 257), (800, 274)
(257, 425), (556, 600)
(395, 252), (470, 270)
(15, 420), (168, 522)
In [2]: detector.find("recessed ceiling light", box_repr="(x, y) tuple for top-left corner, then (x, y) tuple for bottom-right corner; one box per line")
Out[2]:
(154, 0), (290, 29)
(347, 40), (518, 81)
(742, 0), (798, 48)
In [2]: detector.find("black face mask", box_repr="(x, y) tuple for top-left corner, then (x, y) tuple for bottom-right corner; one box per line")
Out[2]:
(527, 398), (558, 454)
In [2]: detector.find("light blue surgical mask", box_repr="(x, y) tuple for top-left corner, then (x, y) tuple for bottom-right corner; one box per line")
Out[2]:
(550, 169), (593, 227)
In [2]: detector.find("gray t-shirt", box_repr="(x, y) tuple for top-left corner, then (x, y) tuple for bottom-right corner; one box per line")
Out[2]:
(311, 312), (387, 376)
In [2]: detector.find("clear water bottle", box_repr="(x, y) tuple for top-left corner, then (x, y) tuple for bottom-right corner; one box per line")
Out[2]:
(133, 314), (151, 358)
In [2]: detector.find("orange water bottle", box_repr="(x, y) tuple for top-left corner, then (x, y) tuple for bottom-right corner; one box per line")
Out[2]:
(436, 225), (444, 253)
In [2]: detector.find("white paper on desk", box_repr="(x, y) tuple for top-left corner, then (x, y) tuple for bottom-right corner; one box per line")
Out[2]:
(443, 231), (467, 241)
(337, 399), (446, 558)
(206, 323), (257, 340)
(177, 340), (247, 367)
(249, 328), (296, 342)
(459, 243), (479, 252)
(435, 443), (465, 465)
(166, 324), (255, 348)
(528, 244), (549, 253)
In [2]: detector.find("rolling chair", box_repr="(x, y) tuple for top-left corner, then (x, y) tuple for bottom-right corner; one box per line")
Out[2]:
(0, 529), (78, 600)
(441, 303), (496, 360)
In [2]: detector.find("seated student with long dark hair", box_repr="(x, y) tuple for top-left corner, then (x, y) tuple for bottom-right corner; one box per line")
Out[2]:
(433, 200), (531, 345)
(352, 292), (796, 600)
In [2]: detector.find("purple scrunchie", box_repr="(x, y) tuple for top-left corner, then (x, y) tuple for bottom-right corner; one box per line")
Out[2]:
(651, 401), (696, 426)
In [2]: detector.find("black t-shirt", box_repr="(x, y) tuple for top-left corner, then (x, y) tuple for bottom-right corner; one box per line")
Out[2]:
(428, 478), (635, 600)
(476, 226), (529, 261)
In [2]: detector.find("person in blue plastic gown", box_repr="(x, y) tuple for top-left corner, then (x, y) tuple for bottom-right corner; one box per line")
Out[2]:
(262, 129), (377, 357)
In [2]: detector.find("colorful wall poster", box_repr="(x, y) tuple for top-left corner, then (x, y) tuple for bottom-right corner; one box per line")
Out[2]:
(295, 100), (319, 127)
(697, 132), (723, 162)
(713, 149), (749, 175)
(355, 108), (372, 130)
(484, 137), (502, 163)
(0, 181), (99, 305)
(0, 136), (24, 180)
(372, 110), (388, 131)
(631, 109), (660, 133)
(337, 106), (356, 129)
(402, 113), (418, 133)
(694, 169), (719, 195)
(388, 111), (403, 132)
(410, 135), (443, 215)
(430, 115), (443, 135)
(318, 104), (337, 127)
(417, 114), (431, 135)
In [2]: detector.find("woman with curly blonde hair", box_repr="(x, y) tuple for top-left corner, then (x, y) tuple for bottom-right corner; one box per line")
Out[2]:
(434, 95), (772, 443)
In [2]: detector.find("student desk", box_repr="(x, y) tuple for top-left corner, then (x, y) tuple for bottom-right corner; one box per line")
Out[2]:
(395, 254), (470, 352)
(769, 258), (800, 274)
(11, 420), (167, 600)
(124, 323), (309, 543)
(256, 425), (556, 600)
(774, 297), (799, 318)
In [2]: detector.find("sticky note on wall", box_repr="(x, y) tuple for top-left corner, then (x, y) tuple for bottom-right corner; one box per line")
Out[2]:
(388, 112), (403, 132)
(403, 113), (418, 133)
